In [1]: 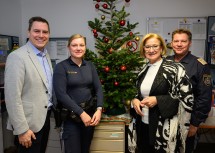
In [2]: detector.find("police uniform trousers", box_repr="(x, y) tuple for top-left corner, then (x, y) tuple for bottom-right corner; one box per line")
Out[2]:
(14, 109), (51, 153)
(185, 135), (196, 153)
(61, 118), (95, 153)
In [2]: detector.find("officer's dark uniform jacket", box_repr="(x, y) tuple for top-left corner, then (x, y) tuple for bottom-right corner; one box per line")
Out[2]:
(53, 58), (103, 116)
(167, 51), (212, 127)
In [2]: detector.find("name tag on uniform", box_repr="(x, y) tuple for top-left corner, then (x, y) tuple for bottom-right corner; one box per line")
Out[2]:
(67, 71), (77, 74)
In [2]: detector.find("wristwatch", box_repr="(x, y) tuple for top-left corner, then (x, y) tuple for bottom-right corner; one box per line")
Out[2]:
(97, 107), (103, 111)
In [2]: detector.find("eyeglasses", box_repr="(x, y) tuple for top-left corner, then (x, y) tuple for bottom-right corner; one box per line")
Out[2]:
(144, 45), (160, 51)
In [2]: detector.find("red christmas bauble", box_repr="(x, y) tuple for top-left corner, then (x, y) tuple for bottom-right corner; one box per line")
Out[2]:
(129, 32), (133, 36)
(102, 108), (106, 113)
(100, 79), (104, 84)
(92, 29), (97, 34)
(120, 65), (127, 71)
(94, 32), (98, 38)
(104, 37), (109, 43)
(114, 81), (119, 86)
(125, 0), (130, 2)
(127, 41), (132, 46)
(102, 3), (108, 9)
(119, 20), (126, 26)
(117, 39), (121, 43)
(104, 66), (110, 72)
(95, 3), (99, 9)
(108, 48), (113, 54)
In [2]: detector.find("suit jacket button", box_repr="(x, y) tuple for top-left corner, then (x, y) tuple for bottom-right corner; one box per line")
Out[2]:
(45, 106), (47, 108)
(46, 91), (48, 93)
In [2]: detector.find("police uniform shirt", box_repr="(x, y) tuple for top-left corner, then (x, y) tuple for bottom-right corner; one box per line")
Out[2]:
(53, 58), (103, 116)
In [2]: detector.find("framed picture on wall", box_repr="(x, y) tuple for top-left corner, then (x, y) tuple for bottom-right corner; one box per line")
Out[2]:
(208, 35), (215, 65)
(206, 16), (215, 65)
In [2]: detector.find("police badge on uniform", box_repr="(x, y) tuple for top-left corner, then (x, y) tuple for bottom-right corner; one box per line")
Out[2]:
(203, 74), (212, 86)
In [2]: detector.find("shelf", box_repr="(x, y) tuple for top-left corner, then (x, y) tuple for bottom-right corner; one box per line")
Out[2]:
(0, 63), (5, 67)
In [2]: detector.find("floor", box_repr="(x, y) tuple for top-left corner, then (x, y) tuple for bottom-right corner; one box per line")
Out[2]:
(194, 143), (215, 153)
(194, 127), (215, 153)
(1, 113), (215, 153)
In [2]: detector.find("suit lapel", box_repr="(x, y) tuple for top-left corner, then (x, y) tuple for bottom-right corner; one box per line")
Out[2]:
(150, 61), (165, 95)
(26, 44), (49, 89)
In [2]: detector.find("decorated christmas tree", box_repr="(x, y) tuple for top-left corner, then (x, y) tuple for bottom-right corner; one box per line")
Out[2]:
(87, 0), (144, 115)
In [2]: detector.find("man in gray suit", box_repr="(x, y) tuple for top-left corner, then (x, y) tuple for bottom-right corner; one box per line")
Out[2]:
(4, 16), (54, 153)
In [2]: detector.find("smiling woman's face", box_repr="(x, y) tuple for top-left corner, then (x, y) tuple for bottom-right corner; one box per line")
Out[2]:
(68, 37), (86, 59)
(144, 37), (162, 64)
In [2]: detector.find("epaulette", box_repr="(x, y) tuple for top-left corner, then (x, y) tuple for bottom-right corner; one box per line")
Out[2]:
(197, 58), (207, 65)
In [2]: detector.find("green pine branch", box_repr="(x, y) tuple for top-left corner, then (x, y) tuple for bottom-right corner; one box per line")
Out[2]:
(86, 0), (145, 114)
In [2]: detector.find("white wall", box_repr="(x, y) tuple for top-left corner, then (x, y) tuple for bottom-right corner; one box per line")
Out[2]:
(0, 0), (22, 41)
(1, 0), (215, 50)
(20, 0), (98, 50)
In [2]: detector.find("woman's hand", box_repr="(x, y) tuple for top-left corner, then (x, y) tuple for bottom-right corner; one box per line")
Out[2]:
(90, 109), (102, 126)
(141, 96), (157, 108)
(132, 98), (144, 116)
(80, 111), (92, 127)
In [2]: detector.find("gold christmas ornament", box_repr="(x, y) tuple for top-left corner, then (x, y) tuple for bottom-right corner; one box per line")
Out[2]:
(101, 15), (105, 20)
(124, 99), (131, 106)
(135, 36), (140, 41)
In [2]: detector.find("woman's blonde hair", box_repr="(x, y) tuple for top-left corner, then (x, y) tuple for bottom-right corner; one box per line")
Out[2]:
(67, 34), (86, 47)
(139, 33), (167, 58)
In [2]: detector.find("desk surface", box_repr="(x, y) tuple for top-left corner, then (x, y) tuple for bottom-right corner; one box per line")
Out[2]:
(199, 124), (215, 129)
(200, 107), (215, 128)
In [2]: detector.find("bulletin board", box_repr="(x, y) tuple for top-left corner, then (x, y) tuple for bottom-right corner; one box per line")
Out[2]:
(146, 17), (207, 58)
(46, 37), (69, 64)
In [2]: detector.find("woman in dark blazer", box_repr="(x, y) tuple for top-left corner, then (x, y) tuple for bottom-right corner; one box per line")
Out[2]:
(131, 33), (194, 153)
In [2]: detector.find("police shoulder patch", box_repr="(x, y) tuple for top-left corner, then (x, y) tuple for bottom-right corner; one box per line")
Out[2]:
(197, 58), (207, 65)
(203, 74), (212, 86)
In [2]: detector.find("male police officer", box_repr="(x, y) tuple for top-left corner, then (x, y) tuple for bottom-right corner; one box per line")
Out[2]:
(167, 28), (212, 153)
